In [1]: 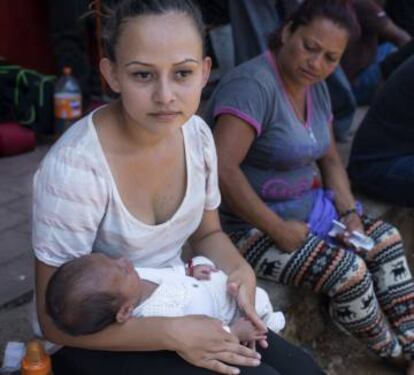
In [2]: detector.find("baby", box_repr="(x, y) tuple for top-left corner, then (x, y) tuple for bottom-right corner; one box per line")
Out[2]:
(46, 254), (285, 342)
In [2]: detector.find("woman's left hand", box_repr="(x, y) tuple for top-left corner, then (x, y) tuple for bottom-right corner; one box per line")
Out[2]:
(339, 213), (365, 249)
(342, 212), (364, 235)
(227, 265), (268, 348)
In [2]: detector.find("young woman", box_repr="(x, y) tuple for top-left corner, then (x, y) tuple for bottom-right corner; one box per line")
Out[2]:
(32, 1), (323, 374)
(204, 0), (414, 373)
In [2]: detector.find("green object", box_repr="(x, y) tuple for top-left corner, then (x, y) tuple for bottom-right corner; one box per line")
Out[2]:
(0, 62), (55, 135)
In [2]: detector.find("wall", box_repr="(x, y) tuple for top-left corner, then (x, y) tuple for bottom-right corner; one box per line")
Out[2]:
(0, 0), (55, 74)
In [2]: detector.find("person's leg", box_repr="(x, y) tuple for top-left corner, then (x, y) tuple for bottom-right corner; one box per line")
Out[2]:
(228, 0), (281, 65)
(352, 42), (397, 105)
(52, 348), (218, 375)
(52, 346), (285, 375)
(380, 39), (414, 79)
(258, 331), (325, 375)
(348, 156), (414, 206)
(326, 66), (356, 142)
(194, 0), (229, 26)
(230, 230), (400, 358)
(361, 216), (414, 357)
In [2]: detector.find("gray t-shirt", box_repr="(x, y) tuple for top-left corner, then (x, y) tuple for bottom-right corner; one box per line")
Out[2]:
(203, 51), (332, 232)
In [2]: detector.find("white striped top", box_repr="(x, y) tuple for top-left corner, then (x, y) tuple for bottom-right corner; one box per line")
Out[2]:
(32, 110), (221, 268)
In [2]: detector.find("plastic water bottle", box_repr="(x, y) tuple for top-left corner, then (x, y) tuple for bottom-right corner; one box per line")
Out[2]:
(54, 66), (82, 135)
(21, 340), (52, 375)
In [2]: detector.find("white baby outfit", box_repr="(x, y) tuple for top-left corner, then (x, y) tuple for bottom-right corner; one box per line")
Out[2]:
(135, 256), (285, 332)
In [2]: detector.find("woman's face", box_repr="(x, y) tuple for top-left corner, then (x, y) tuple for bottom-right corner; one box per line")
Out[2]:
(279, 17), (349, 86)
(101, 12), (211, 135)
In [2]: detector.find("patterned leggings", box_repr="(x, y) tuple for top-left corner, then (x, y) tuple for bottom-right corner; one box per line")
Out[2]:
(230, 216), (414, 358)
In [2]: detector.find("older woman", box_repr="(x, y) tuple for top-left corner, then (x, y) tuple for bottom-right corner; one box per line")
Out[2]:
(204, 0), (414, 371)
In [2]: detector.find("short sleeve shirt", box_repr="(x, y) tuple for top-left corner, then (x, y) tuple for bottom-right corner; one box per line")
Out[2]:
(203, 51), (332, 231)
(32, 111), (220, 268)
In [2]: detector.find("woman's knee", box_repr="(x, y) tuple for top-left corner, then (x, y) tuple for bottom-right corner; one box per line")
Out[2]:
(365, 217), (402, 241)
(369, 220), (404, 255)
(259, 332), (324, 374)
(331, 253), (370, 294)
(380, 222), (402, 240)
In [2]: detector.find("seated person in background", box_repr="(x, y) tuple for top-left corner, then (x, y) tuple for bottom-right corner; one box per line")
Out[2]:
(341, 0), (412, 105)
(348, 55), (414, 207)
(46, 253), (285, 340)
(228, 0), (356, 142)
(204, 0), (414, 372)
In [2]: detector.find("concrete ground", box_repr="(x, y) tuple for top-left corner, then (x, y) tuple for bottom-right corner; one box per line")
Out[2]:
(0, 108), (406, 373)
(0, 144), (50, 362)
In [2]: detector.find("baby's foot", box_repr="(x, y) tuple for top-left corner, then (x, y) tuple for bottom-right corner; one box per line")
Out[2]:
(265, 311), (286, 333)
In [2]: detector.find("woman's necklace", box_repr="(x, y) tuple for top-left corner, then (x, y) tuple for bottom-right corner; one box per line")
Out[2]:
(288, 90), (307, 123)
(274, 53), (317, 143)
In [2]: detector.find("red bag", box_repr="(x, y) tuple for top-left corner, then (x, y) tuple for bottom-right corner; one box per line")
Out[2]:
(0, 122), (36, 157)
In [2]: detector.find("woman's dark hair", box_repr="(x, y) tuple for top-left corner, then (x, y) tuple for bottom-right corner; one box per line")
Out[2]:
(268, 0), (360, 51)
(102, 0), (205, 61)
(46, 256), (124, 336)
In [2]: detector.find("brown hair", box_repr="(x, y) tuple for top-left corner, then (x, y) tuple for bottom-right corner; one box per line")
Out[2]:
(101, 0), (206, 61)
(268, 0), (360, 51)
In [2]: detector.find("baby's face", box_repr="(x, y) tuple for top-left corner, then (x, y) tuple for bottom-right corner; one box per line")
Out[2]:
(91, 254), (142, 306)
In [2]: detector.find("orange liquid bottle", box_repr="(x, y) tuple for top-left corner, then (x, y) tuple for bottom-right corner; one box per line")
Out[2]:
(21, 340), (52, 375)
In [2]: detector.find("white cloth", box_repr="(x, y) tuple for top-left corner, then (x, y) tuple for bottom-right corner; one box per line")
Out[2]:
(32, 109), (221, 268)
(134, 257), (285, 332)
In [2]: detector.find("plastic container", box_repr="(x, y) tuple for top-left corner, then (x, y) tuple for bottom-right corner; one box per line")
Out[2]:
(328, 220), (374, 251)
(20, 340), (52, 375)
(54, 66), (82, 134)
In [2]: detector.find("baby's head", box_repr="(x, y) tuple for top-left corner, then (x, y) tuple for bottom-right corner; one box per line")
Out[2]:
(46, 253), (141, 336)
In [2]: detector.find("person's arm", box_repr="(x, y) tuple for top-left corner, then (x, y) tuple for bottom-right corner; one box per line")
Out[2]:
(213, 114), (309, 252)
(355, 0), (411, 47)
(379, 17), (412, 47)
(317, 128), (363, 233)
(188, 208), (268, 343)
(36, 259), (260, 374)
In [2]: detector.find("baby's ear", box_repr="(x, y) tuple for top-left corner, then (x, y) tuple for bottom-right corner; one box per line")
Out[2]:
(116, 304), (134, 324)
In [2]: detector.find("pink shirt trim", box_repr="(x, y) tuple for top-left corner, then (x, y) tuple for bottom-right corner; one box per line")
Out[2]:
(214, 106), (263, 136)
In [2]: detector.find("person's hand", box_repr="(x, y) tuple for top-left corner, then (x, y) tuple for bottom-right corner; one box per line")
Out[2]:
(230, 317), (267, 344)
(191, 264), (218, 280)
(341, 213), (364, 235)
(172, 315), (261, 375)
(339, 213), (365, 249)
(227, 265), (268, 349)
(270, 220), (309, 252)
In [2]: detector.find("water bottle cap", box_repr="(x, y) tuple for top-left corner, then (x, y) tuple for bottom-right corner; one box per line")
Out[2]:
(21, 340), (52, 375)
(63, 66), (72, 76)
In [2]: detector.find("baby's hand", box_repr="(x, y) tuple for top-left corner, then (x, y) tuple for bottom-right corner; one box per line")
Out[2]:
(230, 317), (267, 344)
(191, 264), (218, 280)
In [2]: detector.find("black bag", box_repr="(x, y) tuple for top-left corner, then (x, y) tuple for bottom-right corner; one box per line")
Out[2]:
(0, 62), (55, 135)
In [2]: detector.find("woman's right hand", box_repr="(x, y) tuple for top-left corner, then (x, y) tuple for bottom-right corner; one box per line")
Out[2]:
(270, 220), (309, 252)
(171, 315), (261, 375)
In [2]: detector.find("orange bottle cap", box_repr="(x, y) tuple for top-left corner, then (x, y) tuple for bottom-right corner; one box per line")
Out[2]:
(63, 66), (72, 76)
(21, 340), (52, 375)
